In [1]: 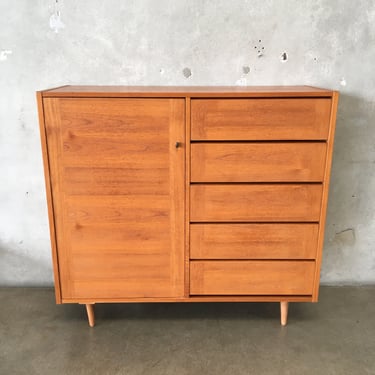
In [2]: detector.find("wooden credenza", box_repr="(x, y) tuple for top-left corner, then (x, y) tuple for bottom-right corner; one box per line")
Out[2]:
(37, 86), (338, 326)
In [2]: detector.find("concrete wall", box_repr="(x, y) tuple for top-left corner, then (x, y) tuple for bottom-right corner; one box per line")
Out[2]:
(1, 0), (374, 286)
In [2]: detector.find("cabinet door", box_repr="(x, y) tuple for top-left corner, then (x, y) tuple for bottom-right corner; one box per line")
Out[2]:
(43, 98), (185, 299)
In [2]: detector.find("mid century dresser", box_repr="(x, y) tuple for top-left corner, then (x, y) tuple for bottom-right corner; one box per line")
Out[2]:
(37, 86), (338, 326)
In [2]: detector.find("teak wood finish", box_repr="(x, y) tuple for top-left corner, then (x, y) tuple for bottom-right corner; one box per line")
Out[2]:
(37, 86), (338, 327)
(191, 142), (327, 182)
(190, 184), (323, 222)
(42, 98), (185, 300)
(190, 261), (315, 295)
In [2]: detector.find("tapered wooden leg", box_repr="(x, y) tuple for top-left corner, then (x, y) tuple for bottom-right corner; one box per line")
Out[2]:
(280, 301), (289, 326)
(85, 304), (95, 327)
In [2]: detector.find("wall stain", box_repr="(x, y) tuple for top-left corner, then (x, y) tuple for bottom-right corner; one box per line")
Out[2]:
(334, 228), (356, 246)
(254, 39), (265, 57)
(242, 66), (250, 74)
(182, 67), (192, 78)
(280, 52), (288, 62)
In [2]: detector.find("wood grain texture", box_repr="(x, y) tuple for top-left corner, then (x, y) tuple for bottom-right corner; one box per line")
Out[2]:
(169, 99), (186, 296)
(190, 223), (319, 259)
(63, 295), (313, 303)
(58, 98), (170, 168)
(85, 304), (95, 327)
(190, 184), (323, 222)
(37, 86), (338, 314)
(313, 91), (339, 301)
(191, 143), (327, 182)
(66, 195), (170, 224)
(191, 98), (331, 140)
(184, 98), (191, 297)
(42, 85), (334, 98)
(63, 167), (169, 195)
(69, 222), (169, 253)
(37, 92), (62, 303)
(43, 98), (70, 296)
(280, 301), (289, 326)
(43, 98), (185, 299)
(190, 261), (315, 295)
(71, 279), (180, 299)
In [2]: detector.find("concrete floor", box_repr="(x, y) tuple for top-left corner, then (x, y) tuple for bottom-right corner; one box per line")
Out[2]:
(0, 287), (374, 375)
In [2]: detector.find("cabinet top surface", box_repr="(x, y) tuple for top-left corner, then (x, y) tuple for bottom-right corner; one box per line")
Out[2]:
(40, 85), (336, 98)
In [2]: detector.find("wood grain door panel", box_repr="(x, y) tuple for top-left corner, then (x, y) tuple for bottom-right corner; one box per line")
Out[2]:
(63, 167), (169, 195)
(43, 98), (185, 299)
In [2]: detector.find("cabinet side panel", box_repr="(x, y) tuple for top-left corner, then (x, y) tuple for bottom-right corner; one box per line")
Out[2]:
(43, 98), (72, 298)
(313, 93), (339, 301)
(37, 93), (62, 303)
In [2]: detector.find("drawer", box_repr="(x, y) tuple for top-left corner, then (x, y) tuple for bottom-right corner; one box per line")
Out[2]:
(190, 261), (315, 295)
(190, 184), (323, 222)
(190, 223), (319, 259)
(191, 143), (327, 182)
(191, 98), (331, 140)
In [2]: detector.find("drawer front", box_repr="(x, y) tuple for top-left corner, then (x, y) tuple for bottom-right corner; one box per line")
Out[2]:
(190, 223), (319, 259)
(190, 184), (323, 222)
(191, 143), (327, 182)
(191, 98), (331, 140)
(190, 261), (315, 295)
